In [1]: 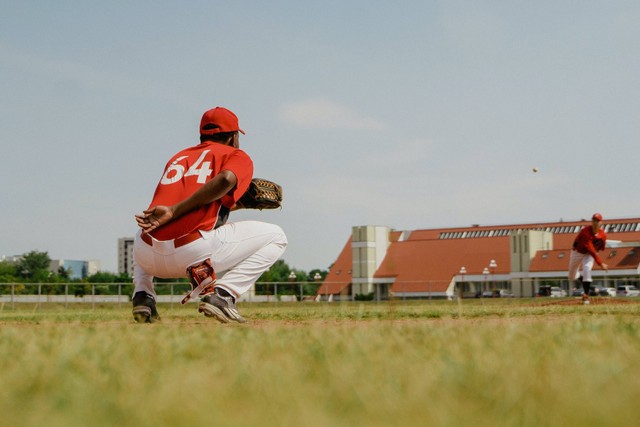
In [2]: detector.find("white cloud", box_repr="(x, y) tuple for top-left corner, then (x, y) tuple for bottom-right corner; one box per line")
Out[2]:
(279, 98), (385, 130)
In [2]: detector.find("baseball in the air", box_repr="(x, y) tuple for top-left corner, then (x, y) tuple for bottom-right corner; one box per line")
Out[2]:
(532, 167), (539, 173)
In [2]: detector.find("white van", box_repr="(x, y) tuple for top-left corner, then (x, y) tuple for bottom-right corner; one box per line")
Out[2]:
(616, 286), (640, 297)
(600, 287), (617, 297)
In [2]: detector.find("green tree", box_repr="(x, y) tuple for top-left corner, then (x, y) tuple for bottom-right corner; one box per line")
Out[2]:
(0, 260), (18, 282)
(85, 271), (133, 295)
(0, 261), (19, 296)
(88, 271), (120, 283)
(258, 259), (290, 282)
(302, 268), (327, 298)
(255, 259), (297, 295)
(307, 269), (327, 281)
(57, 266), (71, 280)
(254, 261), (328, 297)
(17, 251), (51, 282)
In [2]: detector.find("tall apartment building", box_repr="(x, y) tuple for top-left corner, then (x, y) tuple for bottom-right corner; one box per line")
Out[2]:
(118, 237), (135, 277)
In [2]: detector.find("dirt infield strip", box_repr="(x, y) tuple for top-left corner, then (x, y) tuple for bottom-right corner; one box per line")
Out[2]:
(540, 297), (640, 306)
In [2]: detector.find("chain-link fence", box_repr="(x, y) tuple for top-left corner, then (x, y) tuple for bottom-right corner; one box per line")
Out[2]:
(0, 281), (323, 309)
(1, 276), (638, 308)
(314, 276), (640, 302)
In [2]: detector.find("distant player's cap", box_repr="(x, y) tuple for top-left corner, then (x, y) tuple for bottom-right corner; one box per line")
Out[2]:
(592, 213), (603, 221)
(200, 107), (245, 135)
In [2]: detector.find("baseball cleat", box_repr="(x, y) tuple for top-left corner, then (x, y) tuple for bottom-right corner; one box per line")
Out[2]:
(198, 287), (246, 324)
(132, 291), (160, 323)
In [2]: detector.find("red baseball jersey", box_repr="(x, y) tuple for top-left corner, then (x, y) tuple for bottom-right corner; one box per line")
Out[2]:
(573, 225), (607, 266)
(147, 141), (253, 240)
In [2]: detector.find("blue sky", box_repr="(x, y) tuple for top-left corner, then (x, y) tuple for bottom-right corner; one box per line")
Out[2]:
(1, 1), (639, 273)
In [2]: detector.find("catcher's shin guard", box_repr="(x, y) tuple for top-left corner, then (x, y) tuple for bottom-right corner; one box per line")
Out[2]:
(183, 259), (216, 304)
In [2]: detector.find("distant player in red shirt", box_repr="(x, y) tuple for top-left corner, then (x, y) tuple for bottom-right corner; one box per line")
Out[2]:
(568, 213), (608, 305)
(132, 107), (287, 323)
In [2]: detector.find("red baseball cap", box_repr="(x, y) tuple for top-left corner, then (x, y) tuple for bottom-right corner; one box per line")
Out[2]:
(592, 213), (603, 221)
(200, 107), (245, 135)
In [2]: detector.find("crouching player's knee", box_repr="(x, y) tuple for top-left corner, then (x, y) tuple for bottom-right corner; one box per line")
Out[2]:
(275, 225), (288, 248)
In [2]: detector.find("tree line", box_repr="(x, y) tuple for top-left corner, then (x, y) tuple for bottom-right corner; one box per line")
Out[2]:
(0, 251), (327, 298)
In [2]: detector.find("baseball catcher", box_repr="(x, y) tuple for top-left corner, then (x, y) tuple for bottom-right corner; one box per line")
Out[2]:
(132, 106), (288, 324)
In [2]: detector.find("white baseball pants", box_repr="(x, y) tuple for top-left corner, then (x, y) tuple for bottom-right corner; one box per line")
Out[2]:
(568, 250), (595, 282)
(133, 220), (287, 299)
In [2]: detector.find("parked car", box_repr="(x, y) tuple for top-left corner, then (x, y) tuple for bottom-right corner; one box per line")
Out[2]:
(550, 287), (567, 298)
(590, 287), (603, 296)
(571, 288), (583, 297)
(600, 287), (616, 297)
(481, 290), (494, 298)
(616, 285), (640, 297)
(492, 289), (514, 298)
(538, 285), (552, 297)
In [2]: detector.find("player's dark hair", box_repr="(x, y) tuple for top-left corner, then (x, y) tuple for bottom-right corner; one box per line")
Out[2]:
(200, 131), (236, 143)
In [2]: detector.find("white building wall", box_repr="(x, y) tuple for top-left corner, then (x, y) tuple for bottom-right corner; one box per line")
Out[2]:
(351, 225), (390, 296)
(510, 230), (553, 297)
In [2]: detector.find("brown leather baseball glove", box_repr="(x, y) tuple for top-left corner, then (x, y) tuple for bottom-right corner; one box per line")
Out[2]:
(236, 178), (283, 210)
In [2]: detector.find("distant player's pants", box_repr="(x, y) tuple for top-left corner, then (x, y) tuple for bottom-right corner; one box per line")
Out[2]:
(133, 221), (287, 299)
(568, 250), (595, 282)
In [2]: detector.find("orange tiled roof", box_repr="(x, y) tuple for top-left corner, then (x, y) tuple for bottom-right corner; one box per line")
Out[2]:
(317, 236), (352, 295)
(375, 237), (509, 293)
(319, 217), (640, 295)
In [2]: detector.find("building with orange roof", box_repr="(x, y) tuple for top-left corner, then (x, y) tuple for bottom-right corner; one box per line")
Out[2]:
(317, 217), (640, 300)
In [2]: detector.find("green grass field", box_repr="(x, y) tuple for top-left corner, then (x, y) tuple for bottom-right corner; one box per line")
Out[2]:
(1, 299), (639, 427)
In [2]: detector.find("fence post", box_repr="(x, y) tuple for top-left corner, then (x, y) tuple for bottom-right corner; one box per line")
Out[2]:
(92, 284), (96, 310)
(65, 283), (68, 309)
(11, 283), (15, 309)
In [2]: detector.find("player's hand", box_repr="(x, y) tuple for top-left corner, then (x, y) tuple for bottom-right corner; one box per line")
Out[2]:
(601, 263), (609, 271)
(135, 205), (174, 233)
